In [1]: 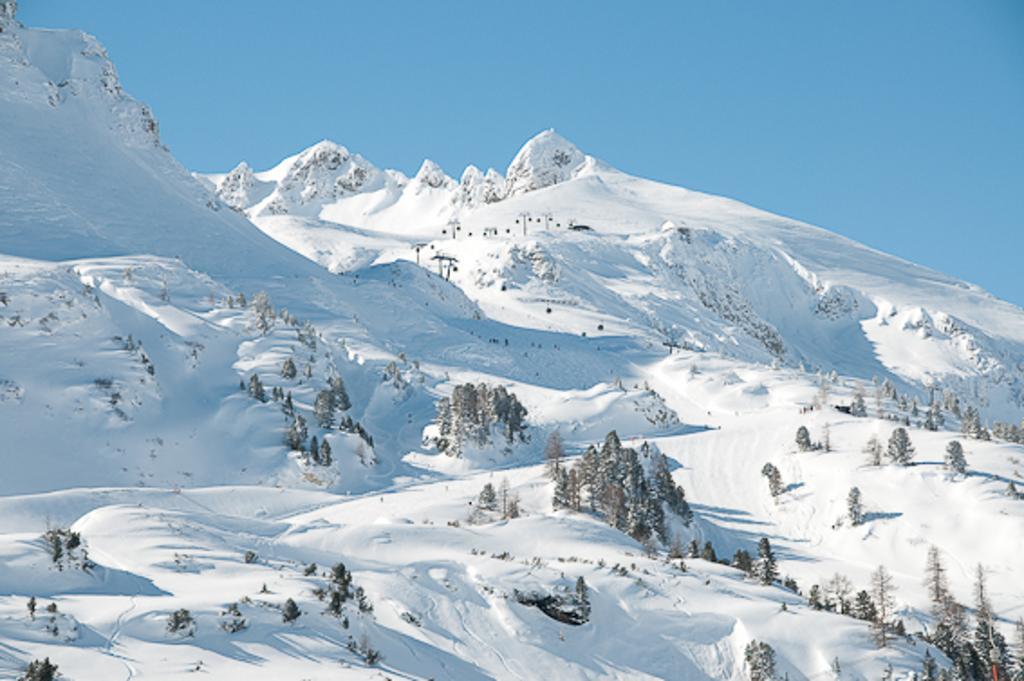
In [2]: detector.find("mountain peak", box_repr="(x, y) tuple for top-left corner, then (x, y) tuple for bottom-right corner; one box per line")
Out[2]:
(505, 129), (588, 197)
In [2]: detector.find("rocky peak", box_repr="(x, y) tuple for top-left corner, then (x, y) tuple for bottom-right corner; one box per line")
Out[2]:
(504, 129), (587, 197)
(414, 159), (453, 190)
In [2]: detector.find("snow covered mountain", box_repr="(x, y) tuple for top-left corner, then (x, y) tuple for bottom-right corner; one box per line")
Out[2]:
(2, 4), (1023, 680)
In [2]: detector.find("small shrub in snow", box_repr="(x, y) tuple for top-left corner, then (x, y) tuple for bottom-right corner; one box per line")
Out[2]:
(167, 608), (195, 637)
(282, 598), (301, 623)
(19, 658), (58, 681)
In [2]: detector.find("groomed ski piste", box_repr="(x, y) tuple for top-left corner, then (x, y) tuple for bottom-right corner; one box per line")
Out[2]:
(1, 3), (1022, 679)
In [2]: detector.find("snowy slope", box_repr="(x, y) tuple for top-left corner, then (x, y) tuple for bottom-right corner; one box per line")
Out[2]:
(2, 4), (1024, 680)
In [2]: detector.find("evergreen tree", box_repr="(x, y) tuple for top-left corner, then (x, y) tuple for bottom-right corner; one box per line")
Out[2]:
(282, 598), (301, 623)
(27, 596), (36, 620)
(701, 541), (717, 563)
(924, 545), (949, 619)
(808, 584), (824, 610)
(886, 427), (915, 465)
(329, 376), (351, 412)
(167, 608), (195, 636)
(478, 483), (498, 512)
(922, 650), (938, 681)
(962, 406), (985, 440)
(864, 434), (883, 466)
(248, 374), (266, 402)
(314, 389), (336, 428)
(732, 549), (753, 575)
(796, 425), (813, 451)
(944, 440), (967, 475)
(744, 640), (777, 681)
(761, 462), (785, 498)
(319, 438), (332, 466)
(853, 590), (877, 621)
(284, 414), (308, 451)
(575, 576), (591, 621)
(851, 387), (868, 417)
(309, 436), (319, 464)
(870, 565), (896, 647)
(755, 537), (778, 585)
(847, 486), (864, 526)
(281, 357), (297, 379)
(553, 468), (571, 510)
(19, 658), (58, 681)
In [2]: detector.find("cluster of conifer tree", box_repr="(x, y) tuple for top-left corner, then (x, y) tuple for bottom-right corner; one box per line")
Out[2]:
(547, 431), (692, 544)
(434, 383), (529, 456)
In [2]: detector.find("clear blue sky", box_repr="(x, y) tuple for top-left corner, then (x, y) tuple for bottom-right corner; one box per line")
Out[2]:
(20, 1), (1024, 305)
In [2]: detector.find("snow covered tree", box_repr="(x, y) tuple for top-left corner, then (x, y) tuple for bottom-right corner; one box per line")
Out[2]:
(553, 468), (571, 510)
(886, 427), (915, 465)
(924, 546), (949, 619)
(755, 537), (778, 585)
(863, 434), (883, 466)
(318, 438), (332, 466)
(284, 414), (308, 452)
(851, 386), (868, 417)
(870, 565), (897, 647)
(761, 462), (784, 498)
(308, 436), (318, 464)
(824, 573), (854, 614)
(575, 576), (591, 621)
(282, 598), (301, 623)
(329, 376), (351, 412)
(250, 291), (275, 335)
(944, 440), (967, 475)
(545, 430), (564, 479)
(961, 406), (988, 440)
(280, 357), (297, 379)
(796, 425), (813, 451)
(167, 608), (195, 636)
(847, 487), (864, 526)
(921, 650), (938, 681)
(853, 590), (876, 622)
(478, 482), (498, 512)
(733, 549), (753, 575)
(19, 658), (58, 681)
(744, 640), (777, 681)
(247, 374), (266, 402)
(314, 389), (335, 428)
(434, 383), (529, 456)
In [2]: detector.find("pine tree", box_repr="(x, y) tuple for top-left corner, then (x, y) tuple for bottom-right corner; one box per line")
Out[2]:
(19, 658), (59, 681)
(870, 565), (896, 647)
(329, 376), (351, 412)
(27, 596), (36, 620)
(575, 576), (591, 622)
(309, 436), (319, 464)
(864, 434), (883, 466)
(545, 430), (564, 479)
(853, 590), (876, 621)
(924, 545), (949, 619)
(314, 389), (335, 428)
(282, 598), (301, 623)
(281, 357), (297, 379)
(944, 440), (967, 475)
(762, 463), (785, 498)
(478, 482), (498, 512)
(285, 414), (308, 451)
(744, 640), (777, 681)
(732, 549), (753, 575)
(167, 608), (195, 636)
(248, 374), (266, 402)
(922, 650), (938, 681)
(851, 386), (868, 417)
(886, 427), (915, 465)
(847, 486), (864, 526)
(796, 425), (813, 451)
(755, 537), (778, 585)
(553, 468), (571, 510)
(319, 438), (332, 466)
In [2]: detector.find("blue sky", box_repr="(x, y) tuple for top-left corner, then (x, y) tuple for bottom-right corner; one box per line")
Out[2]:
(20, 1), (1024, 305)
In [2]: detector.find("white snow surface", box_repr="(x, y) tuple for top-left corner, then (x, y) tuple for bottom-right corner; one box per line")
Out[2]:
(1, 7), (1023, 680)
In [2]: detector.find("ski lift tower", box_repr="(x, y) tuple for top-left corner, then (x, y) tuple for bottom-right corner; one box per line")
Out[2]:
(515, 212), (531, 237)
(447, 217), (461, 240)
(540, 212), (553, 231)
(431, 253), (458, 281)
(413, 243), (428, 265)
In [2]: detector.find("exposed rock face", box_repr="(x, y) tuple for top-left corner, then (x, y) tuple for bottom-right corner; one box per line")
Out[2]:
(504, 129), (587, 197)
